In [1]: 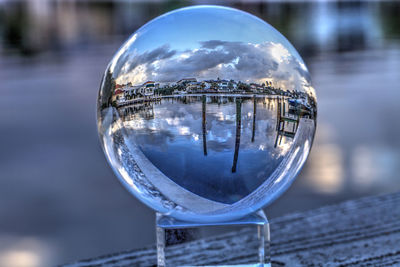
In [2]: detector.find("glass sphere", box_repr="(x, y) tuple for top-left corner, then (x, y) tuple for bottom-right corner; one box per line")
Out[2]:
(97, 6), (317, 223)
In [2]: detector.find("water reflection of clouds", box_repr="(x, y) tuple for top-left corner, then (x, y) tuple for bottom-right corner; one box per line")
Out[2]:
(120, 96), (295, 202)
(124, 97), (292, 157)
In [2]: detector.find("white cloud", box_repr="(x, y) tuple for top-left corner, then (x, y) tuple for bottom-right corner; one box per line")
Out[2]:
(115, 40), (311, 93)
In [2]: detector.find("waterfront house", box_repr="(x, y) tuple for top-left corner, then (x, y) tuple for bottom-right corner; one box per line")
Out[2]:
(141, 81), (156, 96)
(177, 78), (197, 86)
(112, 89), (125, 104)
(186, 82), (203, 93)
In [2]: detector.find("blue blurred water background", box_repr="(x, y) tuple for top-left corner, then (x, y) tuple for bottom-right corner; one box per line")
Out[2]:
(0, 0), (400, 266)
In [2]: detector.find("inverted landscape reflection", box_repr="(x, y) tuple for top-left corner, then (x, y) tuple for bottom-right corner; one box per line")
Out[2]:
(122, 95), (314, 204)
(98, 6), (317, 221)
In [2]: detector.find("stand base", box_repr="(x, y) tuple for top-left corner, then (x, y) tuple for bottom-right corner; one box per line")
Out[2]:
(156, 211), (270, 267)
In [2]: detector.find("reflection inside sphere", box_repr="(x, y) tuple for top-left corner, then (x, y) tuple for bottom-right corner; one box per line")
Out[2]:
(97, 6), (317, 222)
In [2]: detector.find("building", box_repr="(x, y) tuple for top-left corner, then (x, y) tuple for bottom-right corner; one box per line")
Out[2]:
(177, 78), (197, 86)
(250, 83), (264, 93)
(123, 85), (141, 100)
(186, 82), (203, 93)
(141, 81), (157, 96)
(217, 79), (229, 91)
(112, 89), (125, 103)
(203, 80), (213, 90)
(121, 81), (156, 100)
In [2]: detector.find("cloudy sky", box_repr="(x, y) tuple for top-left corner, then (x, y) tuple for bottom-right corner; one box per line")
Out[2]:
(108, 6), (313, 94)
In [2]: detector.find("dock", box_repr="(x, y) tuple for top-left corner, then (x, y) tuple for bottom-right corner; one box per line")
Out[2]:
(116, 96), (162, 108)
(63, 192), (400, 266)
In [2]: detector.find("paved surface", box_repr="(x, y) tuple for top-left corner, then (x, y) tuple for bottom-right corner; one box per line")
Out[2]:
(64, 192), (400, 266)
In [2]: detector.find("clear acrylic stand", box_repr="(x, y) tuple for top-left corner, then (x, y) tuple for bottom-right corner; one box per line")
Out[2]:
(156, 210), (270, 267)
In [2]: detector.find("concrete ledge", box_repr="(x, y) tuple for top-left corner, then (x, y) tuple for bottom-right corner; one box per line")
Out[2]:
(63, 192), (400, 266)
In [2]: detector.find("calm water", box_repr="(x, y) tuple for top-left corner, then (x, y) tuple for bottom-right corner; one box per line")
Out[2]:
(121, 95), (312, 205)
(0, 1), (400, 266)
(132, 96), (287, 204)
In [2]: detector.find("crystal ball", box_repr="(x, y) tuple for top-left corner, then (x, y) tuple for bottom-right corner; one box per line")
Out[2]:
(97, 6), (317, 222)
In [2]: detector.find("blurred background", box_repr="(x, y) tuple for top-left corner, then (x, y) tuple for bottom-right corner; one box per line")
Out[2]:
(1, 0), (400, 266)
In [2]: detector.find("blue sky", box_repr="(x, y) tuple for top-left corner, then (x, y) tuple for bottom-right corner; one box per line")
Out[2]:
(130, 6), (301, 58)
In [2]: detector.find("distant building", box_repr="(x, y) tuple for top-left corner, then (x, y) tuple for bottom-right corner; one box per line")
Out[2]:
(250, 83), (264, 93)
(177, 78), (197, 86)
(117, 81), (156, 101)
(229, 80), (238, 90)
(141, 81), (156, 96)
(186, 82), (203, 93)
(112, 89), (125, 103)
(123, 85), (141, 99)
(217, 79), (229, 91)
(153, 78), (278, 95)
